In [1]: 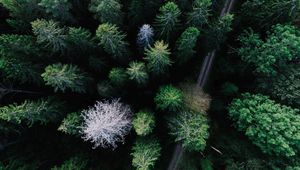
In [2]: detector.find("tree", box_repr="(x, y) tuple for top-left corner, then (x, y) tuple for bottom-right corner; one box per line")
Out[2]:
(131, 138), (161, 170)
(96, 23), (129, 61)
(175, 27), (200, 64)
(38, 0), (74, 23)
(154, 2), (181, 40)
(137, 24), (154, 49)
(132, 110), (155, 136)
(89, 0), (123, 26)
(206, 14), (233, 49)
(221, 82), (239, 96)
(81, 99), (132, 149)
(66, 27), (95, 55)
(168, 110), (209, 152)
(228, 93), (300, 157)
(187, 0), (211, 28)
(51, 156), (88, 170)
(127, 61), (149, 85)
(154, 85), (184, 112)
(238, 24), (300, 76)
(144, 41), (172, 76)
(31, 19), (67, 53)
(0, 98), (64, 127)
(241, 0), (300, 28)
(42, 63), (90, 93)
(58, 112), (82, 136)
(108, 67), (128, 87)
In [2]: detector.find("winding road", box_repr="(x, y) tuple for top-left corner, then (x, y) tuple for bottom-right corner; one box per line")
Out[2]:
(167, 0), (236, 169)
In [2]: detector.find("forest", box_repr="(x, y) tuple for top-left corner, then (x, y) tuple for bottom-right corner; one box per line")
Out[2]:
(0, 0), (299, 169)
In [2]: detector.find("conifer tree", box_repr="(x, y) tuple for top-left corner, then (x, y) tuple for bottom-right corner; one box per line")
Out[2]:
(42, 63), (90, 93)
(131, 138), (161, 170)
(187, 0), (211, 28)
(0, 98), (64, 127)
(58, 112), (82, 136)
(155, 2), (181, 40)
(127, 61), (149, 85)
(38, 0), (74, 23)
(154, 85), (184, 112)
(137, 24), (154, 49)
(175, 27), (200, 64)
(144, 41), (172, 76)
(96, 23), (129, 61)
(31, 19), (67, 53)
(168, 110), (209, 152)
(51, 156), (88, 170)
(132, 110), (155, 136)
(89, 0), (123, 26)
(108, 67), (128, 87)
(66, 27), (95, 54)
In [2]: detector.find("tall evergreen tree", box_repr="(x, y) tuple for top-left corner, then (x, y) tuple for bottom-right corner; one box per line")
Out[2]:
(154, 85), (184, 112)
(187, 0), (211, 28)
(127, 61), (149, 85)
(108, 67), (128, 87)
(132, 110), (155, 136)
(58, 112), (82, 136)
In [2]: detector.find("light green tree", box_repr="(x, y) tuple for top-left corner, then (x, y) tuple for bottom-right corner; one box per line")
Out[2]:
(132, 110), (155, 136)
(154, 85), (184, 112)
(108, 67), (128, 87)
(127, 61), (149, 85)
(187, 0), (211, 28)
(58, 112), (82, 136)
(228, 93), (300, 157)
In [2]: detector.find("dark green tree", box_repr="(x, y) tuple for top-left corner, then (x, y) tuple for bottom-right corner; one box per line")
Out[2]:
(154, 85), (184, 112)
(168, 110), (209, 152)
(228, 93), (300, 157)
(66, 27), (95, 55)
(132, 110), (155, 136)
(127, 61), (149, 85)
(96, 23), (129, 61)
(155, 2), (181, 40)
(42, 63), (90, 93)
(108, 67), (128, 87)
(38, 0), (74, 23)
(131, 138), (161, 170)
(175, 27), (200, 64)
(51, 156), (88, 170)
(89, 0), (123, 26)
(144, 41), (172, 76)
(0, 98), (64, 127)
(58, 112), (82, 136)
(187, 0), (211, 28)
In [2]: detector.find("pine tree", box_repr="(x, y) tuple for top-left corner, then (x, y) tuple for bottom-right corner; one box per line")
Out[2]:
(155, 2), (181, 40)
(144, 41), (172, 76)
(132, 110), (155, 136)
(137, 24), (154, 49)
(31, 19), (67, 53)
(168, 110), (209, 152)
(89, 0), (123, 26)
(0, 98), (64, 127)
(127, 61), (149, 85)
(175, 27), (200, 64)
(42, 63), (90, 93)
(96, 23), (129, 61)
(38, 0), (74, 23)
(131, 138), (161, 170)
(154, 85), (184, 112)
(108, 67), (128, 87)
(187, 0), (211, 28)
(58, 112), (82, 136)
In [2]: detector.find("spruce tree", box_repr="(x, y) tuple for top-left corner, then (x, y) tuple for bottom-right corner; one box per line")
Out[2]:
(0, 98), (64, 127)
(38, 0), (74, 23)
(155, 2), (181, 40)
(132, 110), (155, 136)
(108, 67), (128, 87)
(58, 112), (82, 136)
(96, 23), (129, 61)
(127, 61), (149, 85)
(187, 0), (211, 28)
(89, 0), (123, 26)
(66, 27), (95, 54)
(144, 41), (172, 76)
(154, 85), (184, 112)
(175, 27), (200, 64)
(31, 19), (67, 53)
(42, 63), (90, 93)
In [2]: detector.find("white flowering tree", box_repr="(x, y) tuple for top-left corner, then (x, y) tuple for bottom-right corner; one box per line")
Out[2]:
(81, 99), (132, 149)
(137, 24), (154, 49)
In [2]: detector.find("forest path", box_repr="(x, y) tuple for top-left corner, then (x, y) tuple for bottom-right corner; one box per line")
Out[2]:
(167, 0), (236, 169)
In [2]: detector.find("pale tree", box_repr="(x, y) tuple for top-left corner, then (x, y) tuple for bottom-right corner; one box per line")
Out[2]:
(137, 24), (154, 49)
(81, 99), (132, 149)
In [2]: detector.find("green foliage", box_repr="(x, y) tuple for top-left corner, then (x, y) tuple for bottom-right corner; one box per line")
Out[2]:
(31, 19), (67, 53)
(201, 158), (213, 170)
(241, 0), (300, 28)
(42, 63), (90, 93)
(225, 159), (265, 170)
(38, 0), (73, 23)
(187, 0), (211, 28)
(96, 23), (129, 61)
(238, 24), (300, 76)
(108, 67), (128, 87)
(228, 93), (300, 157)
(131, 138), (161, 170)
(58, 112), (82, 136)
(175, 27), (200, 64)
(0, 98), (64, 126)
(66, 27), (94, 53)
(127, 61), (149, 85)
(89, 0), (123, 25)
(154, 85), (184, 112)
(155, 2), (181, 40)
(168, 111), (209, 152)
(51, 156), (88, 170)
(132, 110), (155, 136)
(221, 82), (239, 96)
(206, 14), (233, 49)
(145, 41), (172, 76)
